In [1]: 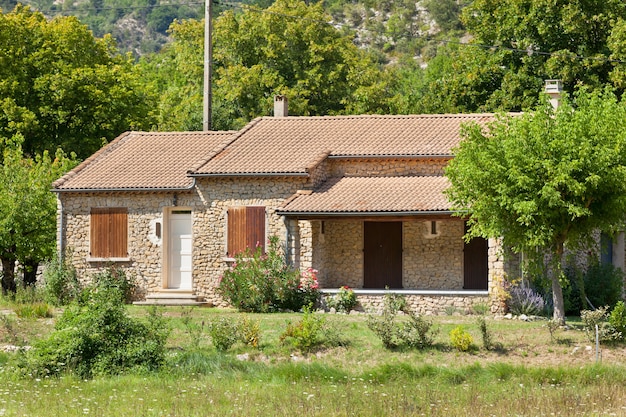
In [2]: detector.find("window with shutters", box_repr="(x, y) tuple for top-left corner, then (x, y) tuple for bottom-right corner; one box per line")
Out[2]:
(227, 206), (266, 257)
(90, 207), (128, 259)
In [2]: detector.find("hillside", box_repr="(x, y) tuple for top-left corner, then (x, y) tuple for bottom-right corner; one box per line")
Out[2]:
(0, 0), (467, 59)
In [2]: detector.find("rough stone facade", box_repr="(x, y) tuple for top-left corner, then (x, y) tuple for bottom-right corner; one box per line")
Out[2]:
(57, 157), (506, 313)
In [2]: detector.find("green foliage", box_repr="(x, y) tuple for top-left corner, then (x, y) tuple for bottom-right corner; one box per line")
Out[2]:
(476, 316), (499, 351)
(279, 307), (343, 353)
(239, 315), (261, 349)
(446, 88), (626, 323)
(42, 253), (81, 306)
(564, 263), (624, 315)
(367, 293), (436, 350)
(218, 236), (319, 313)
(397, 313), (438, 350)
(608, 301), (626, 339)
(91, 266), (136, 304)
(208, 317), (241, 352)
(580, 307), (621, 343)
(326, 286), (358, 312)
(13, 302), (52, 319)
(0, 136), (77, 293)
(0, 6), (156, 159)
(22, 286), (169, 378)
(507, 285), (545, 316)
(145, 0), (392, 131)
(449, 326), (474, 352)
(471, 302), (490, 315)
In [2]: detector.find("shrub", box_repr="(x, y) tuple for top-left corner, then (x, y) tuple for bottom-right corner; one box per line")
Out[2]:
(608, 301), (626, 340)
(564, 263), (624, 314)
(580, 307), (621, 343)
(450, 326), (474, 352)
(398, 313), (438, 349)
(91, 266), (136, 304)
(22, 286), (169, 378)
(42, 253), (80, 306)
(280, 307), (325, 352)
(218, 236), (320, 313)
(239, 315), (261, 348)
(367, 292), (435, 350)
(208, 317), (241, 352)
(472, 302), (490, 315)
(507, 285), (545, 316)
(476, 316), (493, 350)
(327, 286), (358, 312)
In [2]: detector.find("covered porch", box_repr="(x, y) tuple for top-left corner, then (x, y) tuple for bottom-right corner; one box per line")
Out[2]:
(279, 176), (499, 313)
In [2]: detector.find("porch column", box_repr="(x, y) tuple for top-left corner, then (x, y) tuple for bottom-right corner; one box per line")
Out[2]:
(285, 218), (300, 268)
(298, 220), (313, 271)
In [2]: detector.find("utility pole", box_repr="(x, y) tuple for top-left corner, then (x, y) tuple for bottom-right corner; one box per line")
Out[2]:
(202, 0), (212, 131)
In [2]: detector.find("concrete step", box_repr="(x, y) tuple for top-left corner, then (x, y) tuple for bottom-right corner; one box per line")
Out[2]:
(134, 292), (209, 306)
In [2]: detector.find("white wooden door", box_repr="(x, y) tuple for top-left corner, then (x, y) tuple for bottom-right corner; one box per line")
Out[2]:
(169, 212), (192, 289)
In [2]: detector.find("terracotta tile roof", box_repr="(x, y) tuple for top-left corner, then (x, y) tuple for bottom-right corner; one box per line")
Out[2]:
(53, 131), (235, 191)
(191, 114), (497, 176)
(278, 176), (451, 214)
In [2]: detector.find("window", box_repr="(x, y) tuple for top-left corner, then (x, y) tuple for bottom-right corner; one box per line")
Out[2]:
(90, 207), (128, 258)
(227, 206), (265, 257)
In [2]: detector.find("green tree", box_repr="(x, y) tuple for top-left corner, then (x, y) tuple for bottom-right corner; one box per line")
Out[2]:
(0, 135), (77, 293)
(0, 5), (155, 159)
(143, 0), (392, 131)
(213, 0), (389, 125)
(446, 88), (626, 324)
(414, 0), (626, 114)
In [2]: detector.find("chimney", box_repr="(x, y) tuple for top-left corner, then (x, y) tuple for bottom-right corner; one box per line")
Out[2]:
(544, 79), (563, 110)
(274, 95), (288, 117)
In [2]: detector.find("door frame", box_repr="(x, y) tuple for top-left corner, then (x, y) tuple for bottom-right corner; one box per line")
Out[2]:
(162, 207), (193, 290)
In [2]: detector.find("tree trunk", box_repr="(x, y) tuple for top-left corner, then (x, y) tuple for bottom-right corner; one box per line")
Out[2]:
(22, 260), (39, 287)
(551, 241), (566, 325)
(1, 257), (17, 295)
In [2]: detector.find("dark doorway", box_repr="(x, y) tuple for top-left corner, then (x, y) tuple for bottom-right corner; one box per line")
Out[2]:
(364, 222), (402, 288)
(463, 223), (488, 290)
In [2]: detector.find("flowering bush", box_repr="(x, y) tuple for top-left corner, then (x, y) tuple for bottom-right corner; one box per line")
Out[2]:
(507, 285), (545, 316)
(327, 286), (358, 312)
(218, 236), (320, 312)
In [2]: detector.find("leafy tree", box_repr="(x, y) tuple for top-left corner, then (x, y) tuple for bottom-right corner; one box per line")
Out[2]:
(144, 0), (392, 131)
(0, 5), (156, 159)
(446, 88), (626, 324)
(0, 135), (77, 293)
(414, 0), (626, 114)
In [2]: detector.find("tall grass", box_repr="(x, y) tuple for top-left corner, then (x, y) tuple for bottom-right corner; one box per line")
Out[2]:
(0, 362), (625, 416)
(1, 307), (626, 416)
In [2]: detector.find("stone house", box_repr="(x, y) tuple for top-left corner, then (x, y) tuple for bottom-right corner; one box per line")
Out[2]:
(53, 108), (522, 313)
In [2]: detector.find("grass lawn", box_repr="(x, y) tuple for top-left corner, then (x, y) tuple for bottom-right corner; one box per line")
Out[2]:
(0, 306), (625, 416)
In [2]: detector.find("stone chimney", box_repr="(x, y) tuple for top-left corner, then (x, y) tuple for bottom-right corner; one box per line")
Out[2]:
(274, 95), (288, 117)
(544, 79), (563, 110)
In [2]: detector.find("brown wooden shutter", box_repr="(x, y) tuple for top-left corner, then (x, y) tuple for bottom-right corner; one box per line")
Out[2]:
(90, 208), (128, 258)
(246, 206), (266, 253)
(227, 207), (247, 256)
(227, 206), (265, 256)
(90, 208), (108, 258)
(108, 208), (128, 257)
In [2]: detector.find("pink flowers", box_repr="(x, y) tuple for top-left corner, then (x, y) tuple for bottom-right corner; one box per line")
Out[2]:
(299, 267), (319, 290)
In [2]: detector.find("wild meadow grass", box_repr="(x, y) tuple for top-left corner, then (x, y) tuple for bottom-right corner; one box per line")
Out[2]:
(0, 305), (625, 416)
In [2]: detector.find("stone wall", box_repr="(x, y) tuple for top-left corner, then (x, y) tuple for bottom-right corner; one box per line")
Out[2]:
(58, 191), (187, 298)
(309, 218), (466, 290)
(353, 294), (490, 315)
(328, 158), (447, 177)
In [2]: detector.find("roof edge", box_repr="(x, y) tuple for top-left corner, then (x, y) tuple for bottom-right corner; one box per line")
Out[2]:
(276, 210), (454, 216)
(52, 131), (133, 189)
(188, 118), (263, 174)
